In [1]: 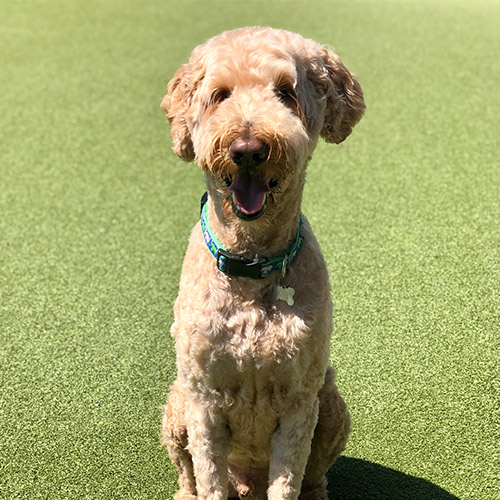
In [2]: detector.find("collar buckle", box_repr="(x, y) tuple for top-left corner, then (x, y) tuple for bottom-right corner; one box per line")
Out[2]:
(216, 249), (263, 279)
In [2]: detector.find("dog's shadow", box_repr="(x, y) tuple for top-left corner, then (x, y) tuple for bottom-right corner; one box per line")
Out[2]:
(326, 457), (460, 500)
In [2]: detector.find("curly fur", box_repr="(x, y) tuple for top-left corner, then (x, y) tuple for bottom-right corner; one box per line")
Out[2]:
(161, 27), (364, 500)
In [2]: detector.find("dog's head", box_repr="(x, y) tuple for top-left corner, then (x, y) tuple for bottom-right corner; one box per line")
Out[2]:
(162, 27), (364, 222)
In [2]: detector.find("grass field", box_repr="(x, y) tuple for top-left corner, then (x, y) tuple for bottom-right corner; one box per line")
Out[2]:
(1, 1), (498, 499)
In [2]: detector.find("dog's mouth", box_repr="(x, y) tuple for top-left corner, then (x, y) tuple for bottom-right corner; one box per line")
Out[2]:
(223, 172), (278, 221)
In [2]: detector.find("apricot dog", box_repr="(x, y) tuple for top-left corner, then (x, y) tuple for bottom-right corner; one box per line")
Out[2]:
(161, 27), (364, 500)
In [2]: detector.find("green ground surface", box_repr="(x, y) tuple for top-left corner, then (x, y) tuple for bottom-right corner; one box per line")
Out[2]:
(1, 1), (498, 499)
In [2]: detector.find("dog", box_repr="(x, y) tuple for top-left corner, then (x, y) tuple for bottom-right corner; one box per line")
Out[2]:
(161, 27), (364, 500)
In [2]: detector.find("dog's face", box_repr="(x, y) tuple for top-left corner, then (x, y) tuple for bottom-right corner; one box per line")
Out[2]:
(162, 28), (364, 222)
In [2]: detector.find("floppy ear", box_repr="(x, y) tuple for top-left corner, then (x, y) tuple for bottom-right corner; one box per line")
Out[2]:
(161, 64), (196, 162)
(312, 48), (365, 144)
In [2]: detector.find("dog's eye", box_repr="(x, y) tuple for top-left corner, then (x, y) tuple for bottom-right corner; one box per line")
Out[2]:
(276, 86), (297, 103)
(210, 88), (231, 106)
(276, 86), (297, 106)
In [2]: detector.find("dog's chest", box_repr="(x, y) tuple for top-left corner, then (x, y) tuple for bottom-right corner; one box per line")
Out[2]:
(207, 304), (313, 461)
(174, 289), (316, 390)
(211, 298), (309, 369)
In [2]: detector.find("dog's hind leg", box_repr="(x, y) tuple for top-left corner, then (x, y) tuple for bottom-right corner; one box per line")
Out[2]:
(162, 382), (197, 500)
(300, 365), (350, 500)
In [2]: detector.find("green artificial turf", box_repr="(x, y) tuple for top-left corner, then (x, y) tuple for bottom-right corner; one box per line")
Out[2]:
(0, 1), (498, 499)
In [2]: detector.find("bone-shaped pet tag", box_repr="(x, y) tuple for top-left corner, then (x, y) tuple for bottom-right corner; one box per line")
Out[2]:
(276, 285), (295, 306)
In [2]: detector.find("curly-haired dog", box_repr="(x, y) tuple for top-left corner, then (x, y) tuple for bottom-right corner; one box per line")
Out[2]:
(161, 27), (364, 500)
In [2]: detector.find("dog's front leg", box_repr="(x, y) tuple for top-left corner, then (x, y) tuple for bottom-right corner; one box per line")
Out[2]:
(267, 398), (319, 500)
(186, 399), (229, 500)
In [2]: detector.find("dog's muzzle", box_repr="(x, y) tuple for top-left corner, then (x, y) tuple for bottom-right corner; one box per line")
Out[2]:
(227, 138), (271, 221)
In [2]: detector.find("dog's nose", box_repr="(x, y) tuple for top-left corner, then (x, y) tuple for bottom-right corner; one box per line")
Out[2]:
(229, 138), (269, 168)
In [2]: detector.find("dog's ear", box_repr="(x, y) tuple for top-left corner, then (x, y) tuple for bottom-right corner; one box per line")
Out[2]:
(310, 48), (365, 144)
(161, 64), (197, 162)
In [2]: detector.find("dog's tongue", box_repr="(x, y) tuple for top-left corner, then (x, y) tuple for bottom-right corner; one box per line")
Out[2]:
(229, 171), (269, 215)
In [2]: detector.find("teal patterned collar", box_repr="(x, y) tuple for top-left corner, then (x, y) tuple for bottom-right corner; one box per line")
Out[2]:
(200, 193), (304, 279)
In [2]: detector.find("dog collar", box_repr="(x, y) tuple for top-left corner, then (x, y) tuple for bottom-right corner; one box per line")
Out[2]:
(200, 192), (304, 279)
